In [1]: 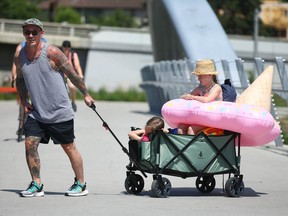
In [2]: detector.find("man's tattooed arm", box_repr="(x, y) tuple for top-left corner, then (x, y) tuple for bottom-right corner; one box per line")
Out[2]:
(14, 55), (30, 107)
(47, 45), (89, 96)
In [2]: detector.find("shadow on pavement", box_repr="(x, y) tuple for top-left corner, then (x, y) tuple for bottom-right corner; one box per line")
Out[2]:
(118, 187), (266, 198)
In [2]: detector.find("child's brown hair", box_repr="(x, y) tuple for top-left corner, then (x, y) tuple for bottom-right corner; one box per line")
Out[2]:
(145, 116), (165, 133)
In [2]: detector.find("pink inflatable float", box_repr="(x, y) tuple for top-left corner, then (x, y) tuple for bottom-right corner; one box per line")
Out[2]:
(162, 65), (282, 146)
(161, 99), (280, 146)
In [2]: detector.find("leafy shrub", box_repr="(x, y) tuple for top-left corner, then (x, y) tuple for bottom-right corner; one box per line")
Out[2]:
(78, 87), (146, 101)
(0, 87), (146, 102)
(88, 10), (140, 28)
(279, 117), (288, 145)
(273, 93), (287, 107)
(54, 7), (81, 24)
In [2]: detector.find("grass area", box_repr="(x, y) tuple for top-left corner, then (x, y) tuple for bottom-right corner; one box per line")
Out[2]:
(0, 87), (147, 102)
(279, 117), (288, 145)
(0, 92), (17, 100)
(273, 94), (288, 145)
(273, 93), (288, 107)
(80, 87), (146, 102)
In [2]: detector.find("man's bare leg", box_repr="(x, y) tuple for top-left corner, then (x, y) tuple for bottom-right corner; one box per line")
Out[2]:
(61, 142), (84, 183)
(19, 136), (44, 197)
(25, 136), (42, 184)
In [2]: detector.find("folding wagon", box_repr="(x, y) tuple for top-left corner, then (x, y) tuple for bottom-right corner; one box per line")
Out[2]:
(89, 104), (244, 198)
(125, 130), (244, 198)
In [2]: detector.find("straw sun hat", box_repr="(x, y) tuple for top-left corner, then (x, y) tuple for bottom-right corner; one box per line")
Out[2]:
(192, 59), (219, 75)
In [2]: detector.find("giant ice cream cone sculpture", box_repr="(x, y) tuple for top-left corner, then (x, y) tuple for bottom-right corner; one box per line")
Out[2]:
(236, 65), (281, 145)
(236, 65), (274, 111)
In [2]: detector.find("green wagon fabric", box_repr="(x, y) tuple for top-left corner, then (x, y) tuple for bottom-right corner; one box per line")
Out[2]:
(137, 130), (240, 177)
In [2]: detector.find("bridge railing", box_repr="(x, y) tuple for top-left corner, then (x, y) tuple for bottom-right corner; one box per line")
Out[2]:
(0, 18), (99, 38)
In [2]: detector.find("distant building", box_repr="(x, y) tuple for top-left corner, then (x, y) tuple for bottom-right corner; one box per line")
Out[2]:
(39, 0), (147, 23)
(261, 0), (288, 37)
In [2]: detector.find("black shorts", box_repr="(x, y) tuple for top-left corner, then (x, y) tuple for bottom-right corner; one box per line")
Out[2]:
(24, 116), (75, 144)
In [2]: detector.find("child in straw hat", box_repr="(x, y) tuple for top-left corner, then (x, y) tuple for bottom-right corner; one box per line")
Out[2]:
(178, 59), (223, 135)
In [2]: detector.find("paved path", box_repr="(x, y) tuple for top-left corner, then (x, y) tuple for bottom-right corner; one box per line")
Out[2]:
(0, 101), (288, 216)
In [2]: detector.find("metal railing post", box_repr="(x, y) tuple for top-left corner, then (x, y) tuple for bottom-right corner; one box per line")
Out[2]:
(254, 58), (283, 147)
(235, 58), (249, 93)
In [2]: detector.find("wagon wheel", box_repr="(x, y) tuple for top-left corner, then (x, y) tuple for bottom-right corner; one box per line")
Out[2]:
(124, 173), (144, 195)
(195, 176), (216, 193)
(225, 177), (244, 197)
(151, 177), (172, 198)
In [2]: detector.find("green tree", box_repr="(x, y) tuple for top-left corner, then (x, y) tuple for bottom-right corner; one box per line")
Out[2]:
(0, 0), (39, 19)
(207, 0), (277, 37)
(90, 10), (139, 28)
(54, 7), (81, 24)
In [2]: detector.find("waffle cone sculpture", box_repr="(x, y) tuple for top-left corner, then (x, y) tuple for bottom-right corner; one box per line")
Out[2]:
(236, 65), (274, 111)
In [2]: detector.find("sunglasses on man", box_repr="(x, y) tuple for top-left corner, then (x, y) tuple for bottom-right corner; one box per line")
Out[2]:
(24, 30), (40, 36)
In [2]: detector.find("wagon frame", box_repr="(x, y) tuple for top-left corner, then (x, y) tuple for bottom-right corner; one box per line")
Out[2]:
(125, 130), (244, 198)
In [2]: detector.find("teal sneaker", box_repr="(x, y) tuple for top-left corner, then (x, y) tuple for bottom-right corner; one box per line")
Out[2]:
(20, 181), (44, 197)
(65, 178), (88, 197)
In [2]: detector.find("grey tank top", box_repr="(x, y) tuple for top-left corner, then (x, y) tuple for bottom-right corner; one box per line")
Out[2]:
(20, 43), (74, 123)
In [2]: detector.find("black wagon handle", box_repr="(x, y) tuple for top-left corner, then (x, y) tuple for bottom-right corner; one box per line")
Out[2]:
(90, 103), (108, 129)
(89, 103), (147, 178)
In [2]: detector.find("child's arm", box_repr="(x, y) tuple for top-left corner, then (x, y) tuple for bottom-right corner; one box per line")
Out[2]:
(163, 128), (169, 133)
(180, 86), (201, 99)
(190, 84), (222, 103)
(128, 129), (145, 141)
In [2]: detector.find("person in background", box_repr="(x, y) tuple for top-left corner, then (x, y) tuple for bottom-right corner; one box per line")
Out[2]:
(15, 18), (94, 197)
(61, 40), (84, 112)
(178, 59), (223, 135)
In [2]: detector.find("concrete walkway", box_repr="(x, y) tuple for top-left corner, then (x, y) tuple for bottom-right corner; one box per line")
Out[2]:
(0, 101), (288, 216)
